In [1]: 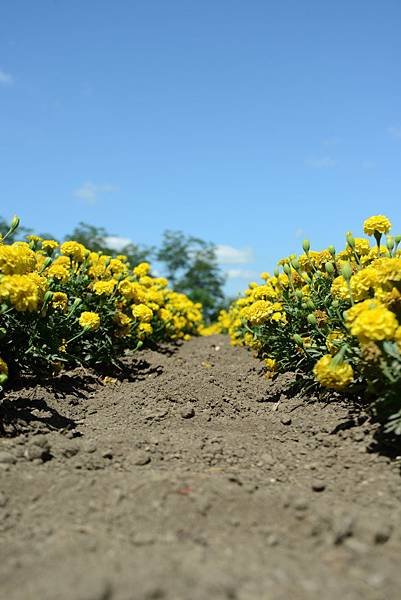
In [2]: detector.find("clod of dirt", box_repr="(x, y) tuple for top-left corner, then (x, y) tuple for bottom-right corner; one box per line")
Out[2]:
(281, 415), (292, 425)
(180, 405), (195, 419)
(311, 480), (326, 492)
(0, 451), (16, 464)
(133, 450), (151, 465)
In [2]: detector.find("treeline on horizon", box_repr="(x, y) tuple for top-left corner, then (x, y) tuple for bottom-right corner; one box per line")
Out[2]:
(0, 216), (230, 322)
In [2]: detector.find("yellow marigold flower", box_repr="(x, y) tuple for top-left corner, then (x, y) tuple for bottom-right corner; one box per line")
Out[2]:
(0, 243), (36, 275)
(0, 357), (8, 384)
(313, 355), (354, 390)
(132, 303), (153, 322)
(153, 277), (168, 289)
(92, 280), (116, 296)
(138, 275), (153, 287)
(41, 239), (59, 253)
(26, 234), (42, 243)
(137, 322), (153, 337)
(326, 330), (345, 354)
(133, 262), (151, 278)
(240, 300), (278, 326)
(114, 311), (132, 327)
(108, 258), (127, 276)
(78, 311), (100, 330)
(0, 274), (44, 311)
(353, 237), (371, 255)
(348, 304), (398, 343)
(331, 275), (350, 301)
(363, 215), (392, 236)
(350, 267), (378, 301)
(264, 357), (276, 371)
(61, 241), (87, 262)
(159, 308), (173, 322)
(48, 264), (69, 281)
(51, 292), (68, 312)
(374, 257), (401, 286)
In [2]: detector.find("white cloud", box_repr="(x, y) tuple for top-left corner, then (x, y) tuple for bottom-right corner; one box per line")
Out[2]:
(305, 156), (337, 169)
(74, 181), (118, 204)
(104, 235), (132, 251)
(0, 69), (13, 86)
(215, 244), (254, 265)
(225, 269), (258, 280)
(388, 126), (401, 139)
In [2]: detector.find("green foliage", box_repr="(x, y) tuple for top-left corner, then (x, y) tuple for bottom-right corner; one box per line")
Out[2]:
(156, 231), (226, 322)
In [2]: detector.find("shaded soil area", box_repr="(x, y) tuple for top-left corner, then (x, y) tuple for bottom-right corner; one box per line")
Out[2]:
(0, 335), (401, 600)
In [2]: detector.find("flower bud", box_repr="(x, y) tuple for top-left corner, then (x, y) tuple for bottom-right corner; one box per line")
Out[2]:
(325, 262), (335, 275)
(9, 215), (20, 234)
(302, 239), (310, 254)
(295, 289), (303, 300)
(395, 234), (401, 245)
(346, 232), (355, 249)
(273, 267), (280, 277)
(341, 262), (353, 282)
(43, 291), (53, 305)
(307, 314), (317, 326)
(293, 334), (304, 346)
(306, 299), (315, 310)
(328, 245), (336, 257)
(291, 258), (300, 271)
(68, 297), (82, 316)
(386, 235), (395, 251)
(283, 264), (291, 276)
(39, 257), (53, 273)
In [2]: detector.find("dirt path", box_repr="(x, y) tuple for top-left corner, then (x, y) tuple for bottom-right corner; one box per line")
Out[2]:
(1, 335), (400, 600)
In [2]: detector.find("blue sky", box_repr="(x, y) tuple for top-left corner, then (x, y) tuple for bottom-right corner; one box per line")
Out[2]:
(1, 0), (400, 294)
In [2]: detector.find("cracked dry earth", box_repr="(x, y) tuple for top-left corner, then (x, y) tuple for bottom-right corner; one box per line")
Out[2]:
(1, 335), (401, 600)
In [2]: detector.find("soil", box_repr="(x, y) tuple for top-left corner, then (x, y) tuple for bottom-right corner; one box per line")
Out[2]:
(0, 334), (400, 600)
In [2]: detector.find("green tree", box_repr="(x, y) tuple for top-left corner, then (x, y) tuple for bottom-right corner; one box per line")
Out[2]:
(157, 230), (226, 321)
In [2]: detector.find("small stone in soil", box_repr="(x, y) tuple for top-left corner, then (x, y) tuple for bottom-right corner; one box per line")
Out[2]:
(84, 440), (97, 453)
(133, 451), (151, 466)
(311, 481), (326, 492)
(102, 449), (113, 459)
(281, 416), (292, 426)
(180, 405), (195, 419)
(0, 451), (16, 465)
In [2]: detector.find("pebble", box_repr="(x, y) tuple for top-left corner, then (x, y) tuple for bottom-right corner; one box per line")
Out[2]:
(180, 405), (195, 419)
(374, 524), (392, 545)
(311, 481), (326, 492)
(32, 435), (50, 449)
(0, 451), (16, 465)
(84, 440), (97, 454)
(293, 497), (309, 511)
(24, 438), (51, 462)
(58, 441), (80, 458)
(280, 416), (292, 426)
(133, 451), (151, 466)
(102, 449), (113, 459)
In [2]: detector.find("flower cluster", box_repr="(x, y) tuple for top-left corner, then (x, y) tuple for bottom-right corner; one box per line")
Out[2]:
(221, 215), (401, 434)
(0, 218), (203, 384)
